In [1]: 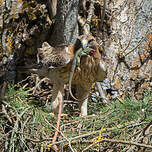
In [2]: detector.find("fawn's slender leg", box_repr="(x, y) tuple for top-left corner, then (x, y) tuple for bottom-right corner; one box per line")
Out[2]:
(51, 83), (64, 114)
(76, 85), (90, 116)
(80, 98), (88, 116)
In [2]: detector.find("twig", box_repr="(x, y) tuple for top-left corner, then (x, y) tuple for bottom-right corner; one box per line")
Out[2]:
(124, 32), (149, 57)
(78, 0), (95, 35)
(26, 121), (146, 144)
(142, 120), (152, 136)
(84, 135), (152, 151)
(28, 77), (49, 93)
(121, 26), (134, 55)
(20, 116), (31, 146)
(16, 76), (32, 86)
(42, 113), (75, 152)
(87, 0), (95, 23)
(100, 138), (152, 149)
(1, 100), (16, 110)
(2, 104), (13, 124)
(127, 132), (144, 152)
(0, 81), (7, 98)
(112, 62), (119, 81)
(25, 121), (147, 151)
(9, 107), (30, 152)
(51, 97), (62, 151)
(82, 143), (94, 152)
(100, 0), (106, 29)
(112, 18), (134, 81)
(26, 137), (53, 143)
(47, 122), (146, 146)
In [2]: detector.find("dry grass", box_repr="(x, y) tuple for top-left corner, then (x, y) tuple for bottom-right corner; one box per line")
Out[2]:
(0, 80), (152, 152)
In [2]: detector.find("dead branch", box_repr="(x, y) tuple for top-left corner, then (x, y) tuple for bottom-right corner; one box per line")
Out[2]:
(84, 134), (152, 152)
(26, 122), (145, 145)
(124, 32), (150, 57)
(51, 97), (62, 151)
(100, 0), (106, 29)
(42, 113), (75, 152)
(142, 120), (152, 136)
(2, 104), (13, 124)
(100, 138), (152, 149)
(0, 81), (7, 99)
(78, 0), (95, 35)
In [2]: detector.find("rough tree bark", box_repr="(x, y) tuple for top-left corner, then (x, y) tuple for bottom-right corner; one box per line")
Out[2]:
(49, 0), (79, 46)
(101, 0), (152, 100)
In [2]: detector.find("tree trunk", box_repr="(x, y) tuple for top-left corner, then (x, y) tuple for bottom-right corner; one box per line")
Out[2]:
(102, 0), (152, 100)
(49, 0), (79, 46)
(47, 0), (57, 19)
